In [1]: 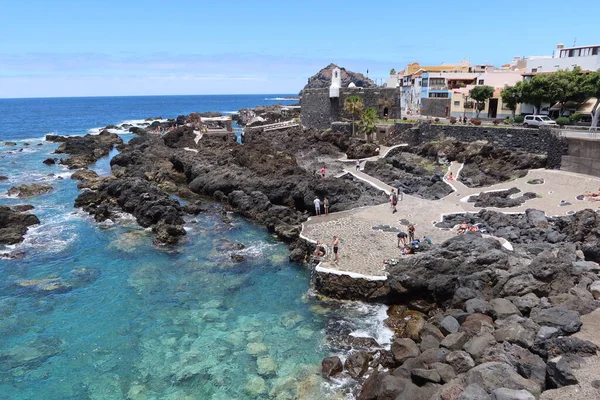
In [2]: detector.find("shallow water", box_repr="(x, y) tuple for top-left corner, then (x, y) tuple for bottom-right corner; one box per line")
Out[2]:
(0, 97), (390, 400)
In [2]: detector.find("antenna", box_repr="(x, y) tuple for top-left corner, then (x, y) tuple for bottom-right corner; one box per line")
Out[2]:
(573, 37), (577, 47)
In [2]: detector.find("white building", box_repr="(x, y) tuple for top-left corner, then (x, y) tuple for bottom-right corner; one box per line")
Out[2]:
(525, 43), (600, 74)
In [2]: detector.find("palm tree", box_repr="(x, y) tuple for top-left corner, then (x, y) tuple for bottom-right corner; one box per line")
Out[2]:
(343, 95), (364, 136)
(358, 108), (378, 143)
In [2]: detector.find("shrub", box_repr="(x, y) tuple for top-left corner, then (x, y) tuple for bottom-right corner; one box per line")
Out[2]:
(570, 112), (583, 122)
(434, 117), (440, 122)
(449, 117), (457, 124)
(471, 119), (482, 126)
(402, 117), (408, 120)
(503, 118), (511, 125)
(514, 115), (524, 123)
(555, 117), (570, 126)
(493, 119), (500, 125)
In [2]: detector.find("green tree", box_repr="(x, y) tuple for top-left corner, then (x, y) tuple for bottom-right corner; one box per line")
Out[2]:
(582, 69), (600, 131)
(358, 108), (378, 143)
(469, 85), (495, 118)
(500, 81), (525, 118)
(547, 68), (587, 116)
(521, 75), (553, 114)
(343, 95), (364, 136)
(390, 68), (397, 75)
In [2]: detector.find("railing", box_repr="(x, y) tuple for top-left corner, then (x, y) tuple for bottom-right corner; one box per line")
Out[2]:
(429, 85), (448, 91)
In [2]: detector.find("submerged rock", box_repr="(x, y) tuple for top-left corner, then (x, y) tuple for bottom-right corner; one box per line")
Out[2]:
(7, 183), (53, 197)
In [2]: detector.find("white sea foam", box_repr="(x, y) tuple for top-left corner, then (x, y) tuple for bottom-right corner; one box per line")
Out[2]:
(236, 242), (278, 257)
(264, 97), (297, 101)
(342, 302), (393, 348)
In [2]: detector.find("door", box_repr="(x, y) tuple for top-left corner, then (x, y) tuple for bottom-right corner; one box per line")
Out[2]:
(487, 98), (498, 119)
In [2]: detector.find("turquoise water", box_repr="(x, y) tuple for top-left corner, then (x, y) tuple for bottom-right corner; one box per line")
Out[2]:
(0, 97), (390, 399)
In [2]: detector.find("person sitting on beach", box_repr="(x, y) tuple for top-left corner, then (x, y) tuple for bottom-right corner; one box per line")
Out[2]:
(422, 236), (432, 245)
(446, 171), (454, 181)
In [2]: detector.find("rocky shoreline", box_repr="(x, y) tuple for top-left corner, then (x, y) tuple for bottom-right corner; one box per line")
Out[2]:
(30, 109), (600, 399)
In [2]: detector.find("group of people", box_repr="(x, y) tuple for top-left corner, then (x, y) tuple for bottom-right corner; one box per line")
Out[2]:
(313, 197), (330, 216)
(457, 221), (486, 234)
(583, 188), (600, 201)
(313, 235), (340, 263)
(396, 224), (432, 255)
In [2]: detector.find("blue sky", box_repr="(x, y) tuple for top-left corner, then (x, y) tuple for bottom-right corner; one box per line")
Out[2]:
(1, 0), (598, 98)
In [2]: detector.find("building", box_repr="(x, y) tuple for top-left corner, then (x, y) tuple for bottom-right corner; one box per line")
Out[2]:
(525, 43), (600, 74)
(520, 43), (600, 115)
(301, 67), (401, 130)
(450, 70), (524, 119)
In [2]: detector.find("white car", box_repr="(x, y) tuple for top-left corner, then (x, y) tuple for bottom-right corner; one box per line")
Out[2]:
(523, 115), (557, 128)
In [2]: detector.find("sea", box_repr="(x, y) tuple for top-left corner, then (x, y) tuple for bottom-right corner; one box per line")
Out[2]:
(0, 95), (391, 400)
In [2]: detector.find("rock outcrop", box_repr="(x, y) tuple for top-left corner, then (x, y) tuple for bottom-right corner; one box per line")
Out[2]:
(0, 205), (40, 244)
(47, 130), (123, 169)
(301, 63), (377, 92)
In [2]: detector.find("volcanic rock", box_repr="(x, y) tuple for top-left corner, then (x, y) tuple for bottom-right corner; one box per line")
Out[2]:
(7, 183), (52, 198)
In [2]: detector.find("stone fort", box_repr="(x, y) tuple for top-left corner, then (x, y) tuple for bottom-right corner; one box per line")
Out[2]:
(300, 67), (401, 130)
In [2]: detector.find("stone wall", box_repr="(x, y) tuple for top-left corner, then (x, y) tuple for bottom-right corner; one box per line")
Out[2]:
(394, 124), (567, 168)
(301, 87), (401, 129)
(421, 98), (451, 118)
(561, 137), (600, 177)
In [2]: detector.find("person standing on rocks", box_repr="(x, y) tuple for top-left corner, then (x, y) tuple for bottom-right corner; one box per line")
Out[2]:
(408, 224), (415, 242)
(323, 197), (329, 215)
(313, 197), (321, 216)
(391, 190), (398, 214)
(321, 166), (326, 178)
(355, 160), (360, 171)
(332, 235), (339, 262)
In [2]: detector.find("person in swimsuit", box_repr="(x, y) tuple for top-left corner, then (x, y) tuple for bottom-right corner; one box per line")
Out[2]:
(408, 224), (415, 242)
(391, 189), (398, 214)
(356, 160), (360, 171)
(323, 197), (329, 215)
(332, 236), (339, 262)
(313, 197), (321, 216)
(321, 167), (326, 178)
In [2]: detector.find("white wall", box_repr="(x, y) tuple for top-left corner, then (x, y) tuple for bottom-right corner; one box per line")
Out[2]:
(525, 55), (600, 73)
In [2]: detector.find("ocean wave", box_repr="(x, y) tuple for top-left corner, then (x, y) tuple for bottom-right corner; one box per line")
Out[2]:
(342, 302), (393, 348)
(236, 242), (278, 257)
(264, 97), (297, 101)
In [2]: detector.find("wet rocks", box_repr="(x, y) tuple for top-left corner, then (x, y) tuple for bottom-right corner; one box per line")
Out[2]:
(0, 205), (40, 244)
(344, 350), (371, 379)
(43, 157), (57, 165)
(48, 131), (123, 169)
(74, 177), (186, 244)
(7, 183), (53, 197)
(321, 356), (343, 378)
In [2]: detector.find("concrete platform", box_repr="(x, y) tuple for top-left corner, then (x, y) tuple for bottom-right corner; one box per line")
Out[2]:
(301, 165), (600, 278)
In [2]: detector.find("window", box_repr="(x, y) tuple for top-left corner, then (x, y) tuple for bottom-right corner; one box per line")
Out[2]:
(422, 78), (429, 87)
(428, 92), (448, 98)
(540, 116), (552, 121)
(531, 68), (538, 73)
(454, 101), (461, 106)
(569, 49), (576, 57)
(464, 101), (475, 109)
(560, 49), (567, 58)
(478, 79), (484, 85)
(593, 47), (599, 55)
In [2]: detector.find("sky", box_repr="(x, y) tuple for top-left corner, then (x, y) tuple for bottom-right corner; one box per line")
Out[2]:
(1, 0), (599, 98)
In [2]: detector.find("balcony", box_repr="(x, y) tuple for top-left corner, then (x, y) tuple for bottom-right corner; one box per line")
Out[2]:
(429, 85), (448, 91)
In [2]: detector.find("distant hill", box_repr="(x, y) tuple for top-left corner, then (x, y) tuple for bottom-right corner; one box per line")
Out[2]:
(300, 63), (377, 93)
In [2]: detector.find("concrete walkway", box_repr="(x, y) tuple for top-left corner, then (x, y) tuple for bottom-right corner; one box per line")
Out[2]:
(302, 164), (600, 278)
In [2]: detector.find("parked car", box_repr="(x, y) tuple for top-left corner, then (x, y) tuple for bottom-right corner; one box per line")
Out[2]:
(523, 115), (558, 128)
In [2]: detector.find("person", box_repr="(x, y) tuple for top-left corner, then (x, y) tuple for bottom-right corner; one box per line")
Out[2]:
(321, 166), (326, 178)
(457, 221), (468, 234)
(323, 197), (329, 215)
(408, 224), (415, 242)
(313, 242), (324, 259)
(313, 197), (321, 216)
(389, 192), (394, 208)
(446, 171), (454, 181)
(391, 189), (398, 214)
(397, 231), (408, 247)
(355, 160), (360, 171)
(423, 236), (432, 245)
(332, 236), (340, 262)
